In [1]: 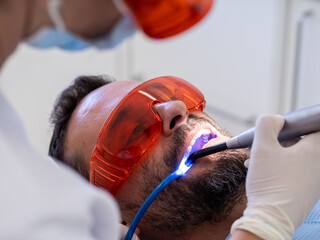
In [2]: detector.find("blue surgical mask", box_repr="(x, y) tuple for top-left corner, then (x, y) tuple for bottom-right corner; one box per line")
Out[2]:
(25, 0), (136, 51)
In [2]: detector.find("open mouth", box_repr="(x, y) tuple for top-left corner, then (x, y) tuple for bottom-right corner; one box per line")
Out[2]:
(188, 130), (217, 154)
(177, 129), (217, 174)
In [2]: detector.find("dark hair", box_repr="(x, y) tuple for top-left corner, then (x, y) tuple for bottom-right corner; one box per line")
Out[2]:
(49, 75), (114, 179)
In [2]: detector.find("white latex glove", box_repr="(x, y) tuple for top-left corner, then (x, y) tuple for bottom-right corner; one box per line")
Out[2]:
(231, 115), (320, 240)
(119, 224), (140, 240)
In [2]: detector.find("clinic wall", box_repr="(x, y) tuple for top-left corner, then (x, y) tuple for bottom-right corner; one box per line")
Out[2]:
(281, 0), (320, 112)
(0, 44), (122, 155)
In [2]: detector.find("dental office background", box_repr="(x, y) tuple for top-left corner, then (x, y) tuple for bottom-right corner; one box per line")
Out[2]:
(1, 0), (319, 155)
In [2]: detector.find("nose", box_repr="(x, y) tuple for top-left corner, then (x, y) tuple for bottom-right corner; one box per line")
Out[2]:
(154, 100), (189, 136)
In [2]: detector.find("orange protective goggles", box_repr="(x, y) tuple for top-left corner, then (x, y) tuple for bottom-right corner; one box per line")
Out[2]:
(124, 0), (214, 38)
(90, 76), (205, 195)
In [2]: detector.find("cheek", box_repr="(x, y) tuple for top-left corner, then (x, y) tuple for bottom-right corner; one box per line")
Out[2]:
(117, 139), (175, 199)
(116, 164), (146, 202)
(118, 147), (162, 191)
(143, 143), (168, 175)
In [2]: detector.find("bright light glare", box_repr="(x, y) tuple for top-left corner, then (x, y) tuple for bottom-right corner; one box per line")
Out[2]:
(177, 153), (192, 174)
(176, 129), (214, 174)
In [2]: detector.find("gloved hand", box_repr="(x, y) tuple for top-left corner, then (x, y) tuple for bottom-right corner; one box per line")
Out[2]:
(231, 115), (320, 240)
(119, 223), (140, 240)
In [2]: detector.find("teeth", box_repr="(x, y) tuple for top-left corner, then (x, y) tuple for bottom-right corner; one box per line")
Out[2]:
(187, 145), (192, 153)
(188, 129), (211, 147)
(192, 129), (210, 141)
(186, 129), (215, 154)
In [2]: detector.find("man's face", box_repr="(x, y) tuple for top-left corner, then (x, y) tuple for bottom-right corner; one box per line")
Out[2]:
(64, 80), (247, 238)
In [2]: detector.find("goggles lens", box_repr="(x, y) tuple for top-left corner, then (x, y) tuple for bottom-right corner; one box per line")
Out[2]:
(124, 0), (214, 38)
(90, 76), (205, 194)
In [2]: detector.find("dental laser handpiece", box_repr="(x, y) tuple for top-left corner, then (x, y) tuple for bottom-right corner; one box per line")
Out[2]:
(186, 104), (320, 165)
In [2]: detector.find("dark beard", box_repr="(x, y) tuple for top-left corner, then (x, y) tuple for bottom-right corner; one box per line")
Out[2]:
(128, 115), (247, 233)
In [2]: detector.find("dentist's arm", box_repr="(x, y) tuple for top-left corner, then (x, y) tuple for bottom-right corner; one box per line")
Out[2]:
(230, 115), (320, 240)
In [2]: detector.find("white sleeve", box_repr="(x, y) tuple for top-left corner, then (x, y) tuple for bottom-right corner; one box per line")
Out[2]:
(0, 94), (120, 240)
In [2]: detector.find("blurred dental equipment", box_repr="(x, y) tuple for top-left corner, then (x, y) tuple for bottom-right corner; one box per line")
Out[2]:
(115, 0), (214, 38)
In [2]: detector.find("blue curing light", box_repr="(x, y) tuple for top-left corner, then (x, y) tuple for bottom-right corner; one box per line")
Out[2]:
(177, 150), (194, 174)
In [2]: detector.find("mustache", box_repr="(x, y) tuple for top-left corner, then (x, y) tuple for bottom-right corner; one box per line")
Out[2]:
(162, 114), (230, 170)
(187, 113), (217, 128)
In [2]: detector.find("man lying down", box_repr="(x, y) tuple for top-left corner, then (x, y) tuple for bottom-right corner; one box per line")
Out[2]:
(48, 75), (320, 240)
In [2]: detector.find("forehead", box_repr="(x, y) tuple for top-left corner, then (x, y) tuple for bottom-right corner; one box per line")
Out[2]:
(77, 80), (140, 119)
(64, 80), (140, 161)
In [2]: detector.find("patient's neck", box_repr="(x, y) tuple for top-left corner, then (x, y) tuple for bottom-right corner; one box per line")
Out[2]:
(139, 198), (246, 240)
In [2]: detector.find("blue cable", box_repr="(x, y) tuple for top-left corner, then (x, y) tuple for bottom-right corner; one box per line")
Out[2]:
(124, 169), (184, 240)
